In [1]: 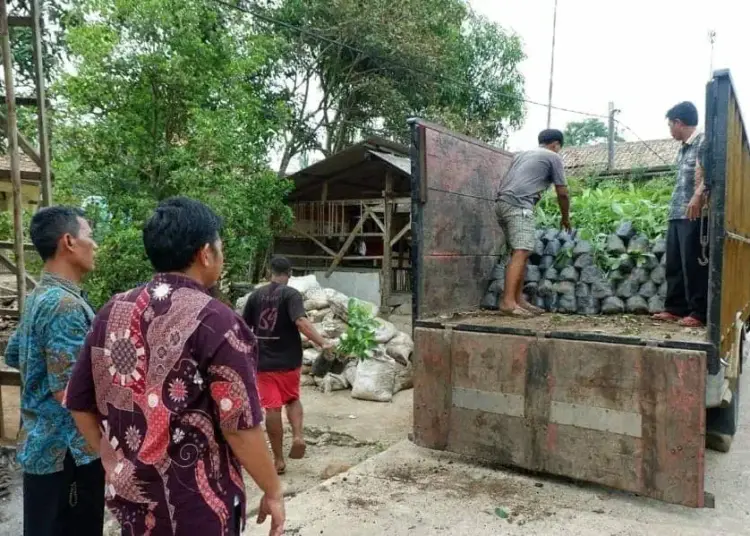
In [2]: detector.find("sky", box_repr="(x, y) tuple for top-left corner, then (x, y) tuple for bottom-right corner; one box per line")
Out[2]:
(471, 0), (744, 151)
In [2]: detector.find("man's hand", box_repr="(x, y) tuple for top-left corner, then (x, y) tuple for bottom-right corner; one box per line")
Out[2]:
(257, 492), (285, 536)
(560, 217), (571, 232)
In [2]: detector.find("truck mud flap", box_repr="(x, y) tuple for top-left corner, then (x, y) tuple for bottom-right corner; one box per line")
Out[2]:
(413, 327), (707, 507)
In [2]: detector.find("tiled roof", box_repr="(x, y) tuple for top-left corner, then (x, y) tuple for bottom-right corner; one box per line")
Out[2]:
(0, 153), (41, 176)
(560, 139), (680, 173)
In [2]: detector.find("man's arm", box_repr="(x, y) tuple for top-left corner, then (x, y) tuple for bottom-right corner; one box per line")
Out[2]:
(295, 317), (331, 349)
(4, 330), (20, 369)
(65, 321), (103, 454)
(687, 160), (706, 220)
(550, 155), (571, 230)
(44, 296), (90, 403)
(287, 289), (331, 349)
(205, 316), (285, 533)
(555, 185), (571, 230)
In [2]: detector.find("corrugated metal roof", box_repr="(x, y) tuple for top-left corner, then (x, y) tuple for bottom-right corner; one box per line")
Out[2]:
(368, 150), (411, 175)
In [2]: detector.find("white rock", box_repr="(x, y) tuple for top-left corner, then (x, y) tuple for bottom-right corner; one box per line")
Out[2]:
(288, 275), (321, 294)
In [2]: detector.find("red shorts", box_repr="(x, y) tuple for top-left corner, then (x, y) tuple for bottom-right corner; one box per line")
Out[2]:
(257, 368), (301, 410)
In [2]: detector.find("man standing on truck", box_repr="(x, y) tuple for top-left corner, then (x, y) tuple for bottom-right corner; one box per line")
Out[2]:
(243, 256), (333, 475)
(653, 101), (709, 328)
(495, 129), (571, 317)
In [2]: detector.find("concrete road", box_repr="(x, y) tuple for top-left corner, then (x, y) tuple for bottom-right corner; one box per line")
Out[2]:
(247, 376), (750, 536)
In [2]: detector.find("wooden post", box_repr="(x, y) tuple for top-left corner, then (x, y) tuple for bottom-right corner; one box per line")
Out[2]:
(0, 0), (28, 314)
(382, 171), (393, 309)
(31, 0), (52, 206)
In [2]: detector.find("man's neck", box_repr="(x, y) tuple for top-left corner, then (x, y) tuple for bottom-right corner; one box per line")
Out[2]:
(43, 259), (83, 286)
(682, 127), (697, 143)
(270, 276), (286, 285)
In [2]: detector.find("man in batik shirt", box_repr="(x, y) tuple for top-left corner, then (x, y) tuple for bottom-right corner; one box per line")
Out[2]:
(65, 197), (285, 536)
(5, 206), (104, 536)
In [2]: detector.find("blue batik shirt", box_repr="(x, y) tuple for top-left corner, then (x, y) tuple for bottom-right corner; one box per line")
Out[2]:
(4, 272), (99, 474)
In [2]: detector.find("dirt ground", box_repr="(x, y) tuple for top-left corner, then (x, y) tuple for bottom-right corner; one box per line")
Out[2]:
(0, 385), (414, 536)
(428, 310), (707, 343)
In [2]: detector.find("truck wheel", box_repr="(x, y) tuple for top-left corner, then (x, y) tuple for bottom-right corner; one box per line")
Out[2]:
(706, 330), (743, 453)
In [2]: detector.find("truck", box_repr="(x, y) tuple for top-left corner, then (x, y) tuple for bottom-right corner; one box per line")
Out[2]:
(408, 69), (748, 508)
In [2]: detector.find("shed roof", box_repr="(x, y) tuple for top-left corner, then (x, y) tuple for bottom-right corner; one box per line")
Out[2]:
(287, 136), (410, 201)
(0, 153), (43, 182)
(560, 138), (680, 174)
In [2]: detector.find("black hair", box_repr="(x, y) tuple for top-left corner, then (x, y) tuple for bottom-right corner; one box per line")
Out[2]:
(538, 129), (565, 147)
(142, 197), (222, 273)
(270, 255), (292, 276)
(666, 101), (699, 127)
(29, 206), (85, 261)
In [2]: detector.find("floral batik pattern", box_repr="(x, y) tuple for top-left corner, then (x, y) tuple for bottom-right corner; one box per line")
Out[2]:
(4, 273), (98, 474)
(65, 273), (262, 535)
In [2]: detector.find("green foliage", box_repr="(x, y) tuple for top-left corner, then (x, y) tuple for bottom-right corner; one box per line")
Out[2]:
(52, 0), (294, 306)
(267, 0), (525, 174)
(563, 118), (624, 147)
(337, 298), (378, 360)
(536, 176), (673, 240)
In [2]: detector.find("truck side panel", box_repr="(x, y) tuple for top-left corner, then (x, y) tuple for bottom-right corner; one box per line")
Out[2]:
(414, 326), (707, 507)
(706, 70), (750, 380)
(410, 120), (513, 318)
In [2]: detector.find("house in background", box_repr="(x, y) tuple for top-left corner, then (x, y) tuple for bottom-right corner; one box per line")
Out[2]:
(0, 153), (43, 212)
(560, 138), (680, 177)
(273, 136), (412, 311)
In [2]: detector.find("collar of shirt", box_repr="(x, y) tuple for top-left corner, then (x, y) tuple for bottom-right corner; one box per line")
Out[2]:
(40, 271), (84, 297)
(684, 129), (703, 146)
(152, 272), (211, 295)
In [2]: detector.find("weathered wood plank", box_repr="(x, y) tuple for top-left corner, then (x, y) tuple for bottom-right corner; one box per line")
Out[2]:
(420, 330), (707, 507)
(419, 254), (497, 317)
(413, 328), (453, 450)
(421, 189), (501, 256)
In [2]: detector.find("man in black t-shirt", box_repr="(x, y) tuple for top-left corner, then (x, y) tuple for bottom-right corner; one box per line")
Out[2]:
(243, 256), (332, 474)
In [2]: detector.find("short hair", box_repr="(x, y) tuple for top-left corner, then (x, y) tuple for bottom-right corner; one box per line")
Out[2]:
(142, 197), (222, 273)
(666, 102), (699, 127)
(538, 129), (565, 147)
(29, 206), (85, 261)
(270, 256), (292, 276)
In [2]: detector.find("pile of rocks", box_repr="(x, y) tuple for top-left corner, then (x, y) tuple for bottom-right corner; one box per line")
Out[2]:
(237, 276), (413, 402)
(482, 221), (668, 316)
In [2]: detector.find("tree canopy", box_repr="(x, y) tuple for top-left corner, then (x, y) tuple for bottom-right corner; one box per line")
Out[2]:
(564, 118), (624, 147)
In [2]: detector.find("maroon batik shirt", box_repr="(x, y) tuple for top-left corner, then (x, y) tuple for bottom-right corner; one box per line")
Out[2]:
(65, 274), (263, 536)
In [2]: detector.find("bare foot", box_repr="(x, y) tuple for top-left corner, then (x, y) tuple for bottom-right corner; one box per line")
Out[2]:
(499, 306), (534, 318)
(289, 438), (306, 460)
(519, 300), (544, 315)
(275, 459), (286, 475)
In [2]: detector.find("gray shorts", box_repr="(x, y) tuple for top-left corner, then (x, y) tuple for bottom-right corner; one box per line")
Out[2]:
(495, 200), (536, 251)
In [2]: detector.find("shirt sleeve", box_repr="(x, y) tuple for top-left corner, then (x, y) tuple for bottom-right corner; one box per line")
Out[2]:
(549, 154), (567, 186)
(43, 296), (90, 395)
(204, 310), (263, 432)
(4, 329), (19, 369)
(286, 289), (306, 323)
(63, 328), (97, 413)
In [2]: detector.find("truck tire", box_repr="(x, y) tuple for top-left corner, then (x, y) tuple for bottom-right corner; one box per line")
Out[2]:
(706, 327), (744, 453)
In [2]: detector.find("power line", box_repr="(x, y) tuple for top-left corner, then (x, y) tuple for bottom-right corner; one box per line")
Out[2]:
(213, 0), (671, 161)
(211, 0), (608, 120)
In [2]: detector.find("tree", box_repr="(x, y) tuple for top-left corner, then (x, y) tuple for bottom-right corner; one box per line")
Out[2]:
(53, 0), (292, 306)
(262, 0), (525, 176)
(564, 118), (624, 147)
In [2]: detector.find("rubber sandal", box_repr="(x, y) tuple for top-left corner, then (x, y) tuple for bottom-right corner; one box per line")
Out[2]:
(652, 312), (682, 322)
(678, 316), (705, 328)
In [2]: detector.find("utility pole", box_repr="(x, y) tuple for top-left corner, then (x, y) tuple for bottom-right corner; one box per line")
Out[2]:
(607, 102), (618, 171)
(546, 0), (558, 129)
(708, 30), (716, 80)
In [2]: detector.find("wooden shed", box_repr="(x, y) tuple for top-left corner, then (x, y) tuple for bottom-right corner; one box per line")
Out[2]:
(274, 137), (412, 310)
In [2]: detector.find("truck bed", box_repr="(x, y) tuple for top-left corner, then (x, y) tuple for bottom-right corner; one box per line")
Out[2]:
(422, 311), (707, 344)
